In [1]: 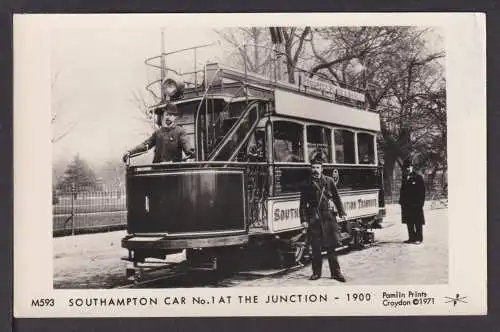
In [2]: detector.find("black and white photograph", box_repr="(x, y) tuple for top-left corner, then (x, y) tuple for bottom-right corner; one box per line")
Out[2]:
(14, 13), (486, 317)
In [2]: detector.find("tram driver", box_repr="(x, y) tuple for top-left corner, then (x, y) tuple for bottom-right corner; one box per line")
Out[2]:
(122, 103), (195, 164)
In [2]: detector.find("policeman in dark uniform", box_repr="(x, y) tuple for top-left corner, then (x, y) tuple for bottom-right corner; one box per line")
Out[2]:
(399, 158), (426, 244)
(300, 155), (347, 281)
(122, 103), (195, 163)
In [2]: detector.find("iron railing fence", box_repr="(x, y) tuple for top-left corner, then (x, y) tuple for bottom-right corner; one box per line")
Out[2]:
(383, 177), (448, 205)
(53, 188), (126, 237)
(53, 180), (447, 236)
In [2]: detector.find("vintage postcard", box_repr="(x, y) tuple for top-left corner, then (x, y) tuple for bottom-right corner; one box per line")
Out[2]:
(14, 13), (486, 317)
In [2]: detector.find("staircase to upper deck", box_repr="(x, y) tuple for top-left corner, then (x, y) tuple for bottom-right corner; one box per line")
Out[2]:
(196, 98), (267, 162)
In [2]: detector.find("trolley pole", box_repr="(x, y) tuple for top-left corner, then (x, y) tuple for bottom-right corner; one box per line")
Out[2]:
(244, 44), (248, 105)
(194, 48), (197, 89)
(160, 28), (166, 102)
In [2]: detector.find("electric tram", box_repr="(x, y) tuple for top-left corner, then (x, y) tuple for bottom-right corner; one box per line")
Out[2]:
(121, 42), (386, 281)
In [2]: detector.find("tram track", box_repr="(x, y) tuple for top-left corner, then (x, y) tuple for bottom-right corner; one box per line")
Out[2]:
(116, 271), (188, 289)
(113, 245), (361, 289)
(116, 264), (307, 289)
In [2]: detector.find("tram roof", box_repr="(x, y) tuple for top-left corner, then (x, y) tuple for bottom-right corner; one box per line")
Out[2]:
(209, 63), (380, 132)
(274, 89), (380, 132)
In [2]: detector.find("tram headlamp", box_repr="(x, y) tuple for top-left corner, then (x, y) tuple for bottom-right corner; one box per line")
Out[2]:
(162, 78), (185, 100)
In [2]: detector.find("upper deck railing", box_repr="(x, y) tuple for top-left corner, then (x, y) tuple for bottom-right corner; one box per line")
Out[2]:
(144, 42), (375, 112)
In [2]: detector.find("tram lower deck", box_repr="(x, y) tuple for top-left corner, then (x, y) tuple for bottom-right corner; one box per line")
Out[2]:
(122, 161), (384, 278)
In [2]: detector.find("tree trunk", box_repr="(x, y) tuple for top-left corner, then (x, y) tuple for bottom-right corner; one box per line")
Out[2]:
(428, 168), (438, 200)
(287, 62), (295, 84)
(383, 151), (396, 204)
(252, 31), (259, 74)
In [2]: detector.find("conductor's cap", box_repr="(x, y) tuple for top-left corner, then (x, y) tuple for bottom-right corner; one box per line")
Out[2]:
(154, 102), (180, 116)
(310, 153), (325, 165)
(402, 158), (413, 168)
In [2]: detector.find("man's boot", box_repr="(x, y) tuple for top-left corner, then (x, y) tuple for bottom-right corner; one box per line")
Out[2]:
(309, 257), (322, 280)
(328, 253), (346, 282)
(404, 224), (415, 243)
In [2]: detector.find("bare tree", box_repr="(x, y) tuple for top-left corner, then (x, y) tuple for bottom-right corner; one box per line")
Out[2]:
(279, 27), (311, 83)
(51, 70), (82, 144)
(380, 42), (444, 166)
(308, 27), (445, 196)
(130, 89), (158, 130)
(216, 27), (312, 84)
(216, 27), (274, 76)
(308, 27), (408, 87)
(215, 26), (447, 198)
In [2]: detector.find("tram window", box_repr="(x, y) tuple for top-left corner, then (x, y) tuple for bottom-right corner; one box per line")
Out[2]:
(226, 101), (248, 118)
(273, 121), (304, 162)
(307, 125), (332, 163)
(334, 129), (355, 164)
(175, 100), (199, 126)
(357, 132), (375, 164)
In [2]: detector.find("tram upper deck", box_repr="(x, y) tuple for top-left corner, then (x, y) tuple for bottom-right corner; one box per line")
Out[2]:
(142, 57), (381, 164)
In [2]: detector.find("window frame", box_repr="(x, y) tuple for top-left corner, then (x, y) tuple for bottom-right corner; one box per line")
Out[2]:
(305, 124), (333, 163)
(333, 128), (357, 165)
(269, 116), (378, 166)
(271, 118), (308, 165)
(356, 130), (377, 166)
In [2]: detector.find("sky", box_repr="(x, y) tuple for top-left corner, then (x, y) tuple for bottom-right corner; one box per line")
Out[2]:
(51, 22), (444, 168)
(51, 26), (225, 166)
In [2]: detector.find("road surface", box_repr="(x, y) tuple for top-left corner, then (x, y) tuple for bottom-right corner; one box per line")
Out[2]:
(53, 204), (448, 288)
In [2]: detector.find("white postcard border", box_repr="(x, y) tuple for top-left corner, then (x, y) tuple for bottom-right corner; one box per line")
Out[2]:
(13, 13), (486, 317)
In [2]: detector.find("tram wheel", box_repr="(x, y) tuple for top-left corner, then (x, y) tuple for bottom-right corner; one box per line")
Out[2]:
(352, 229), (365, 250)
(134, 269), (144, 284)
(214, 248), (238, 278)
(282, 233), (310, 267)
(296, 238), (311, 265)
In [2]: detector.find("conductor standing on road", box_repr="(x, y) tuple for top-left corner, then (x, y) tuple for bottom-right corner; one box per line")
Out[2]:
(122, 102), (195, 164)
(399, 158), (426, 244)
(300, 155), (347, 282)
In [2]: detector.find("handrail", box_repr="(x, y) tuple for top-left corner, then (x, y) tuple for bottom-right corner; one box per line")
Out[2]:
(144, 42), (218, 69)
(194, 67), (224, 160)
(242, 43), (366, 94)
(144, 41), (219, 103)
(131, 161), (269, 168)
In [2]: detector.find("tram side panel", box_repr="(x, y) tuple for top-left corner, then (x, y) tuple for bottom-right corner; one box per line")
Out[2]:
(256, 165), (383, 242)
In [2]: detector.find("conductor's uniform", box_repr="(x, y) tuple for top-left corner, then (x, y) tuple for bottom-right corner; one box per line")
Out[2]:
(300, 172), (347, 281)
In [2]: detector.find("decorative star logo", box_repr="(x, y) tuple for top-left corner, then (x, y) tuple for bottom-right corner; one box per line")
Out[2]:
(444, 294), (468, 306)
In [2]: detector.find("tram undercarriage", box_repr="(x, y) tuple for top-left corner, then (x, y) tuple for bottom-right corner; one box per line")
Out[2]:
(121, 211), (381, 284)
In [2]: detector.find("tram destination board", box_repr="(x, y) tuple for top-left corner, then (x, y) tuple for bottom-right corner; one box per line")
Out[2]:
(13, 13), (486, 318)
